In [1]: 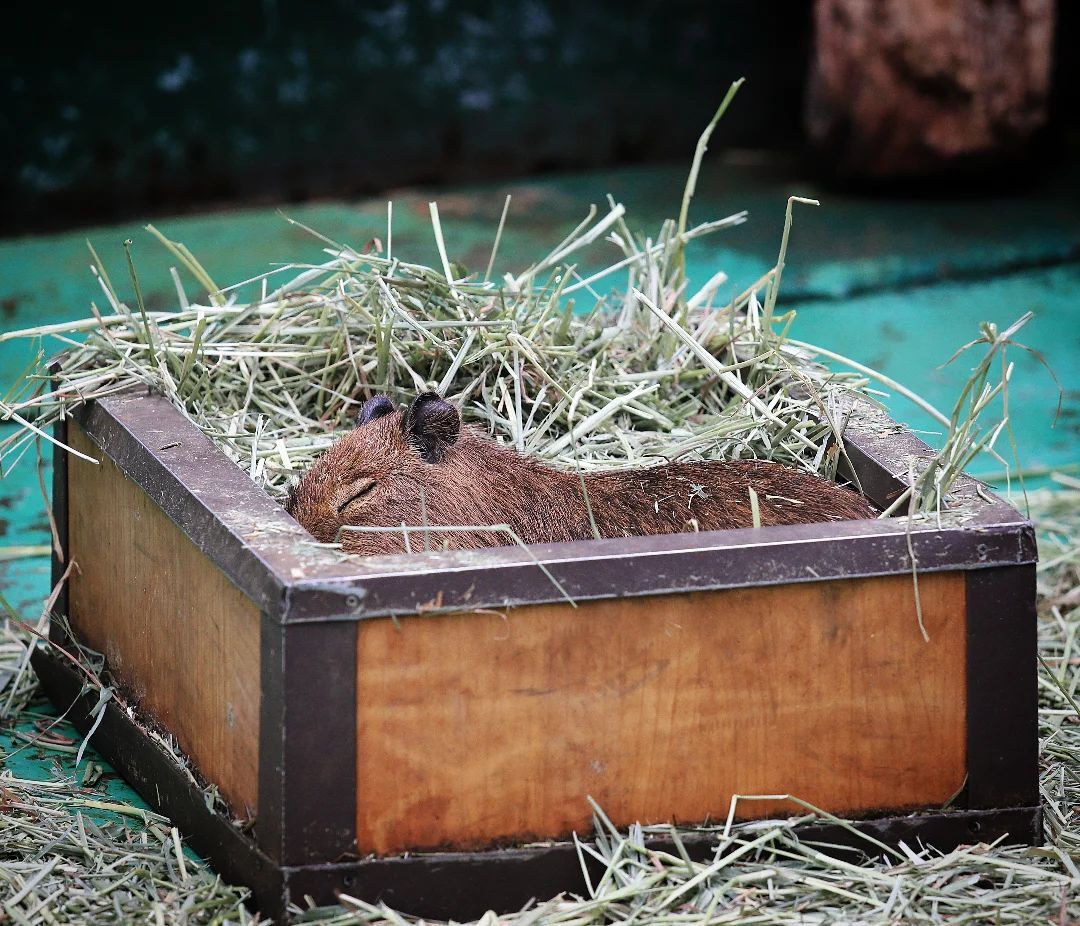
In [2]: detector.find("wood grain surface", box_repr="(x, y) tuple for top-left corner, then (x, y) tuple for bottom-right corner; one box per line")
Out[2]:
(66, 424), (261, 817)
(356, 572), (966, 854)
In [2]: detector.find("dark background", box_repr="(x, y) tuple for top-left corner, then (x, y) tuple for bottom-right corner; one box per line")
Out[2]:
(3, 0), (1077, 237)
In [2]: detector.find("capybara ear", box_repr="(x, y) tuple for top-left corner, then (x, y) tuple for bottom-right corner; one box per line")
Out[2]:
(357, 395), (395, 427)
(402, 392), (461, 463)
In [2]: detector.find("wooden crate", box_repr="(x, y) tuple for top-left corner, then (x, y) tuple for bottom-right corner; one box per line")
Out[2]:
(34, 390), (1040, 922)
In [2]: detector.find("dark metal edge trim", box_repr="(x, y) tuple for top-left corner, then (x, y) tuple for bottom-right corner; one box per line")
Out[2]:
(282, 805), (1041, 921)
(280, 620), (358, 864)
(32, 642), (1041, 924)
(283, 515), (1036, 622)
(255, 615), (360, 866)
(965, 565), (1041, 808)
(73, 392), (297, 615)
(834, 397), (997, 513)
(257, 612), (284, 863)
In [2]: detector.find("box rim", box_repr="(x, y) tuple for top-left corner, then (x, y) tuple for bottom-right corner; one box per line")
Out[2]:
(70, 389), (1036, 624)
(49, 392), (1043, 895)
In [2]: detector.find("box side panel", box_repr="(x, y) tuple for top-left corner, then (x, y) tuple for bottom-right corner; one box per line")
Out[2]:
(28, 646), (1042, 925)
(355, 572), (967, 855)
(67, 424), (261, 817)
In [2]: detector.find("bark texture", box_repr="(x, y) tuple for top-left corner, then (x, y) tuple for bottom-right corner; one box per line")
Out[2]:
(807, 0), (1056, 179)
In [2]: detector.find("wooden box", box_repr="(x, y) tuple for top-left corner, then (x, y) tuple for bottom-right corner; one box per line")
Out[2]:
(34, 390), (1040, 922)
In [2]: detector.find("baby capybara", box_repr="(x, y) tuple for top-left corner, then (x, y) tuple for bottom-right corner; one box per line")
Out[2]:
(285, 392), (876, 555)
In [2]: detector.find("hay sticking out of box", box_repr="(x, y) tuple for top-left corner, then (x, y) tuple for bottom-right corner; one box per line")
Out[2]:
(1, 202), (871, 501)
(1, 89), (1033, 524)
(0, 77), (1035, 522)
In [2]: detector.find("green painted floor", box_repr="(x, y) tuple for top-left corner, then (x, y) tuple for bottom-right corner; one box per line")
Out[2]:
(1, 699), (156, 821)
(2, 157), (1079, 842)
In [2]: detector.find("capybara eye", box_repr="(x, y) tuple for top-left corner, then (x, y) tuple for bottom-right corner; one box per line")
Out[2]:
(336, 478), (377, 514)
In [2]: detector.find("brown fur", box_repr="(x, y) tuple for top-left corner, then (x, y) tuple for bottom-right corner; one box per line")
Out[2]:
(286, 393), (877, 556)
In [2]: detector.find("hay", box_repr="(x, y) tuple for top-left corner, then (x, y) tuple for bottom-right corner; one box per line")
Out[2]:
(3, 73), (1038, 528)
(0, 623), (257, 924)
(0, 201), (1032, 528)
(0, 770), (257, 924)
(0, 202), (870, 503)
(0, 88), (908, 513)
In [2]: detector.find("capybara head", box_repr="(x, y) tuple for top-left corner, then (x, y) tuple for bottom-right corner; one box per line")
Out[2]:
(285, 392), (469, 554)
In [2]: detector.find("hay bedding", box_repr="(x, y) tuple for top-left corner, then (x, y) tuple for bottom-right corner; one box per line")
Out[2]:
(0, 86), (1032, 523)
(0, 201), (868, 509)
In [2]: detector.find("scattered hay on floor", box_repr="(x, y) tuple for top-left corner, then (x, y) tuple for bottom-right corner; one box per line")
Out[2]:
(0, 625), (258, 925)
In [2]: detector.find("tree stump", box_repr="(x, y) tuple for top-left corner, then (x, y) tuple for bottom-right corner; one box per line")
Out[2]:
(806, 0), (1056, 180)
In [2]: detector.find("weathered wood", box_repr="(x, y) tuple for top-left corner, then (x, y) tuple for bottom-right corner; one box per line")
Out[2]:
(807, 0), (1055, 178)
(355, 572), (967, 855)
(66, 424), (261, 817)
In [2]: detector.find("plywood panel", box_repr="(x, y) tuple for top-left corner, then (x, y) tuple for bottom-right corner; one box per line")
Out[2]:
(67, 424), (260, 817)
(357, 572), (966, 854)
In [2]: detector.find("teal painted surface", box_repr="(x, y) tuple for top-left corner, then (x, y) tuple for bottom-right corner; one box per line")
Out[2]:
(3, 161), (1079, 382)
(0, 462), (53, 619)
(1, 699), (154, 819)
(1, 160), (1078, 823)
(786, 266), (1080, 481)
(0, 698), (204, 862)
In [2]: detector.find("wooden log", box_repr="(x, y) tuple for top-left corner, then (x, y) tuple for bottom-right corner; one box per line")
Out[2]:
(356, 572), (967, 855)
(806, 0), (1055, 178)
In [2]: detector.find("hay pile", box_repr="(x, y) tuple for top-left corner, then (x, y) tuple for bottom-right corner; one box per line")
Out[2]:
(0, 196), (874, 508)
(0, 201), (1033, 525)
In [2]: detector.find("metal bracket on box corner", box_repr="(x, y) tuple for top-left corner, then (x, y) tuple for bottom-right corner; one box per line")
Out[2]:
(279, 582), (368, 622)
